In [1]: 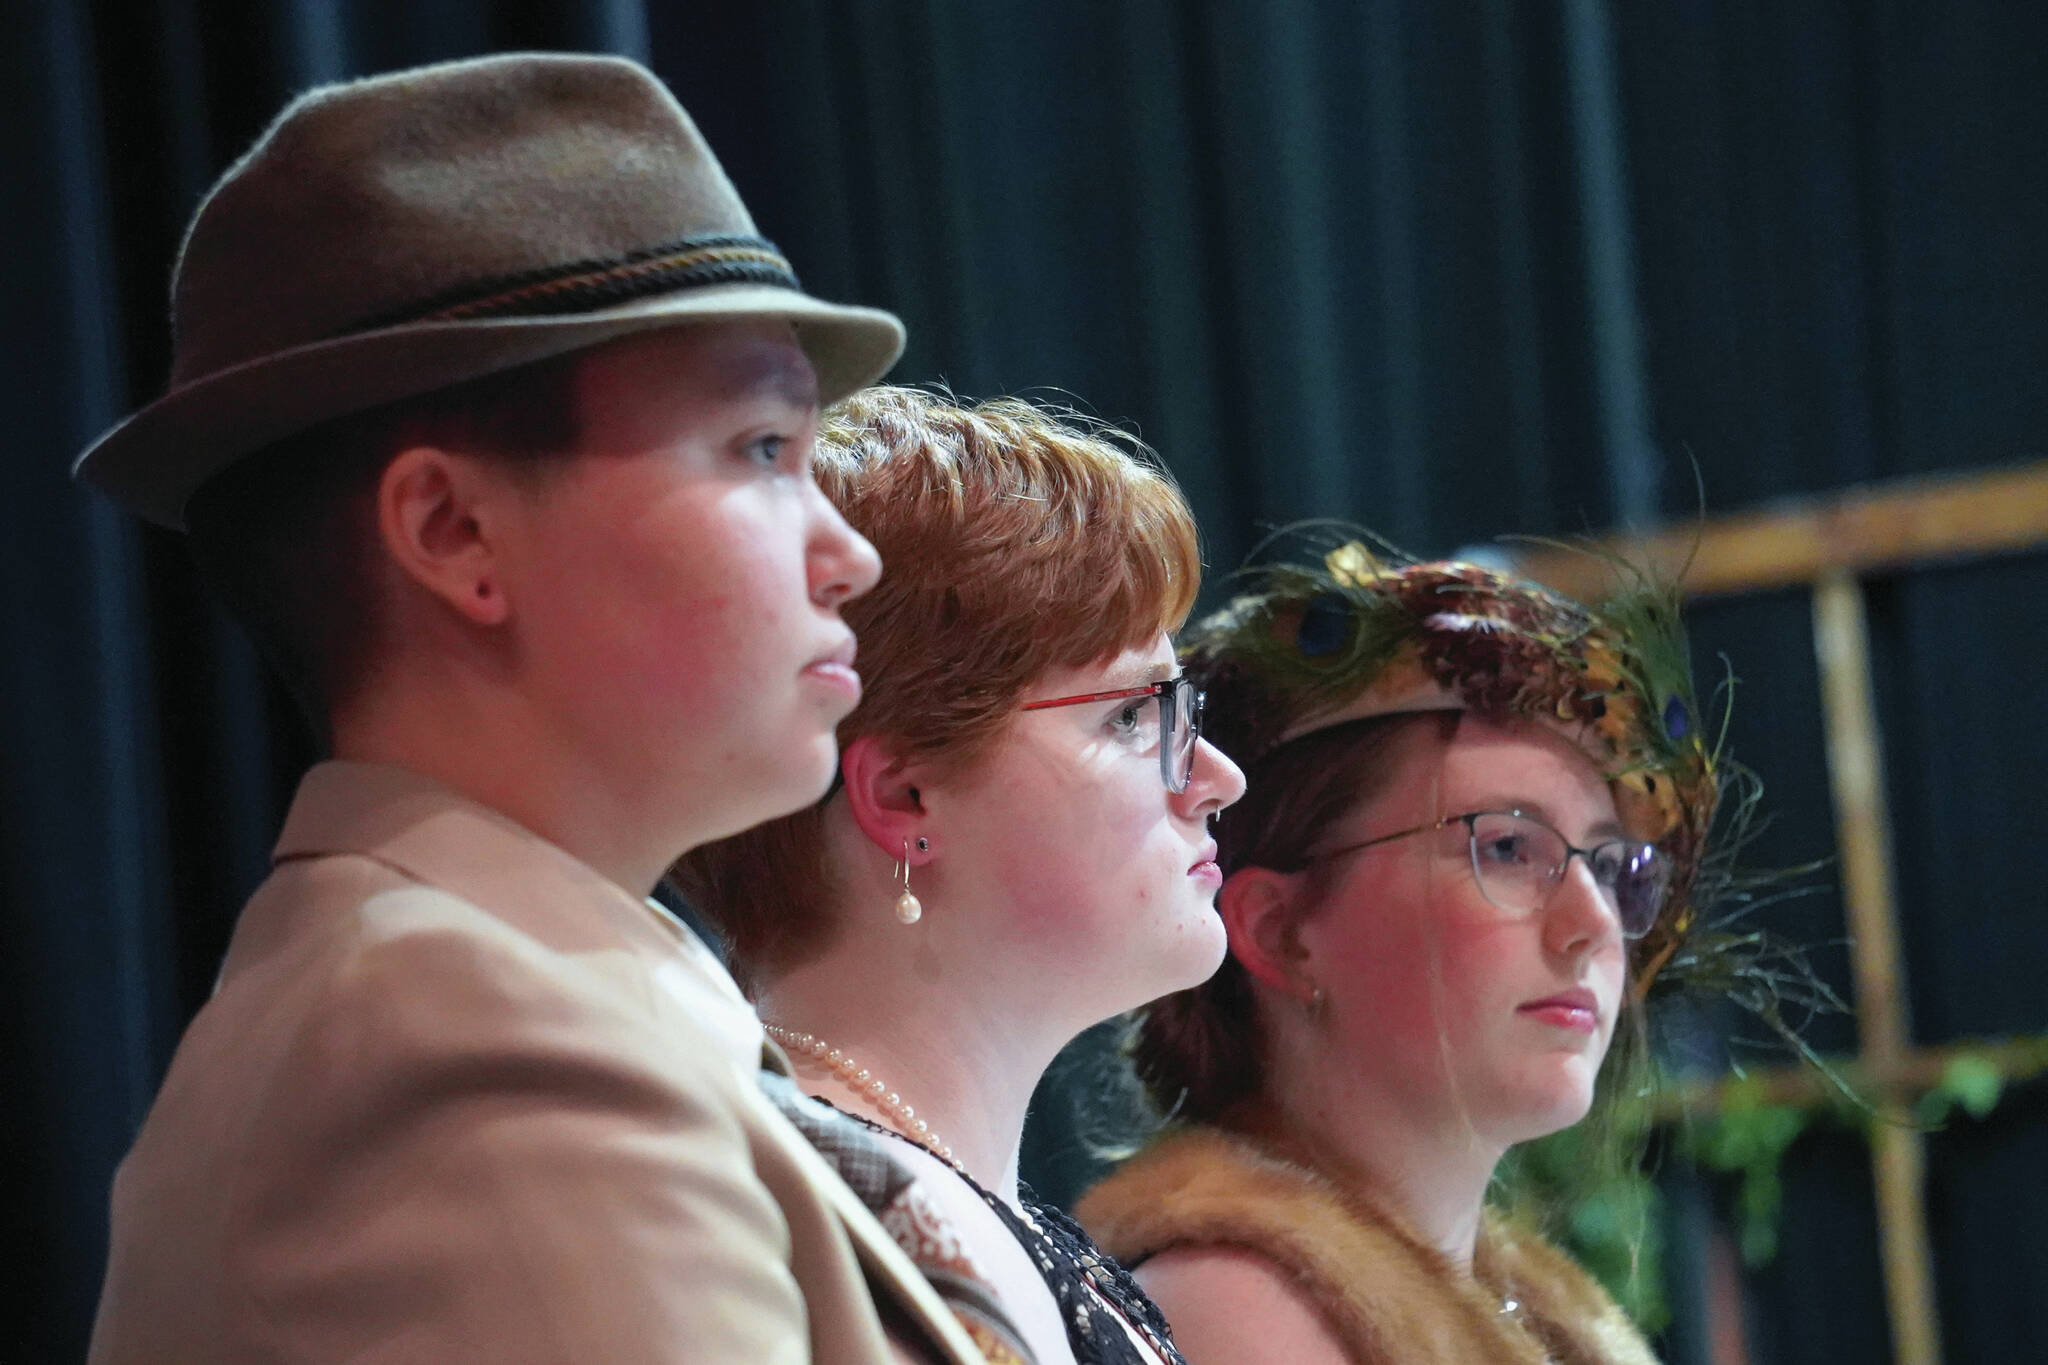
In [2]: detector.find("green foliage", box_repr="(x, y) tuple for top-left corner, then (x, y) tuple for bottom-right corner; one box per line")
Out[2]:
(1492, 1082), (1814, 1330)
(1916, 1053), (2006, 1126)
(1672, 1082), (1810, 1267)
(1495, 1112), (1670, 1331)
(1494, 1039), (2045, 1341)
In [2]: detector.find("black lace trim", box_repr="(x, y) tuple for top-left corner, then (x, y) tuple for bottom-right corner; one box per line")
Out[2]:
(992, 1182), (1189, 1365)
(825, 1102), (1187, 1365)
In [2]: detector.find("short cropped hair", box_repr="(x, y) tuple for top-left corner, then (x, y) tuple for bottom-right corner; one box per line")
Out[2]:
(185, 353), (587, 738)
(672, 386), (1203, 990)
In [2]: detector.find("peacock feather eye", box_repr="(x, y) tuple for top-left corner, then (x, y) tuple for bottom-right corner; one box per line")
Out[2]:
(1295, 592), (1354, 657)
(1662, 694), (1690, 742)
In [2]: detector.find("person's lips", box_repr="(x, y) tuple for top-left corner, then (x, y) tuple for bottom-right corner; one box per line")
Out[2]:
(801, 634), (861, 701)
(1188, 839), (1222, 887)
(1517, 987), (1601, 1033)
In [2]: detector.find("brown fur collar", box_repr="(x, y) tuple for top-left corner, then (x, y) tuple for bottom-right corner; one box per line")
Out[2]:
(1076, 1126), (1659, 1365)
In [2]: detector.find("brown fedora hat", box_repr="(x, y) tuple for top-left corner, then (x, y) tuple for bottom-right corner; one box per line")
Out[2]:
(75, 52), (906, 529)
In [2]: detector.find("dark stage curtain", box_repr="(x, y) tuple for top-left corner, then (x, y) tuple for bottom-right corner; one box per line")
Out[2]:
(6, 3), (2044, 1362)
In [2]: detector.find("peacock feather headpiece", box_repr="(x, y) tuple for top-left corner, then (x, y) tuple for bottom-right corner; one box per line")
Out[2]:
(1184, 536), (1724, 1002)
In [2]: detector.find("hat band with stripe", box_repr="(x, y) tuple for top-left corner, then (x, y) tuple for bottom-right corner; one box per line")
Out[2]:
(354, 233), (799, 332)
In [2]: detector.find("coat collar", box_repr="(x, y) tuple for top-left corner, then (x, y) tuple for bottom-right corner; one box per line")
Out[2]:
(259, 760), (761, 1058)
(271, 760), (680, 952)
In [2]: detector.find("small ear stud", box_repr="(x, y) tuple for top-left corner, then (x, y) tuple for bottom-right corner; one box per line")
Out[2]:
(916, 837), (929, 852)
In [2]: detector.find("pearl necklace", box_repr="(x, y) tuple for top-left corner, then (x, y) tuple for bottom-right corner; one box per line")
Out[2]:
(763, 1024), (957, 1165)
(765, 1023), (1187, 1365)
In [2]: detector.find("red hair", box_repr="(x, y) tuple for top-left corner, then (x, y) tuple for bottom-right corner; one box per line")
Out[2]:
(671, 387), (1202, 989)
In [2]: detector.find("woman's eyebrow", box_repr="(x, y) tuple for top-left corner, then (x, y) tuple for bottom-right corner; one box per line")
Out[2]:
(1464, 795), (1624, 842)
(1467, 794), (1553, 825)
(1094, 660), (1179, 690)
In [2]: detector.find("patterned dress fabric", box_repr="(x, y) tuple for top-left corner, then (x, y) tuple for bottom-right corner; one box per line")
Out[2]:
(761, 1072), (1037, 1365)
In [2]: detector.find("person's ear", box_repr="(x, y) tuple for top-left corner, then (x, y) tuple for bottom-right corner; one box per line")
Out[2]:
(1218, 866), (1319, 1005)
(838, 733), (931, 865)
(375, 445), (511, 626)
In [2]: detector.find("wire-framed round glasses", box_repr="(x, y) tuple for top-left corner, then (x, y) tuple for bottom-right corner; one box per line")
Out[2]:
(1309, 809), (1669, 939)
(1020, 674), (1206, 793)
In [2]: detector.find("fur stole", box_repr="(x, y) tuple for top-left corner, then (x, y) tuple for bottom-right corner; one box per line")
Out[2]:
(1075, 1126), (1659, 1365)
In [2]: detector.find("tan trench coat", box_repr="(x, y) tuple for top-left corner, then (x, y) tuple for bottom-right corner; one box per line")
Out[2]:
(88, 761), (986, 1365)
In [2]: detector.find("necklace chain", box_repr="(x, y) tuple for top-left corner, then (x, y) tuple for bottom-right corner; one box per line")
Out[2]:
(763, 1024), (958, 1166)
(763, 1023), (1184, 1364)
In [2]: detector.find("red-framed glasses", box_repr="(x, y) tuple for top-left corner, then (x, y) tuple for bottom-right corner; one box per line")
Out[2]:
(1020, 674), (1206, 793)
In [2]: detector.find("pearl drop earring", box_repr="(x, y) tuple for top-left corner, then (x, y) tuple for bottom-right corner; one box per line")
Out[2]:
(894, 838), (927, 924)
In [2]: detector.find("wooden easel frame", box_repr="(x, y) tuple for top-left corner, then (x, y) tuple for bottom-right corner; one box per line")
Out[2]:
(1512, 460), (2048, 1365)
